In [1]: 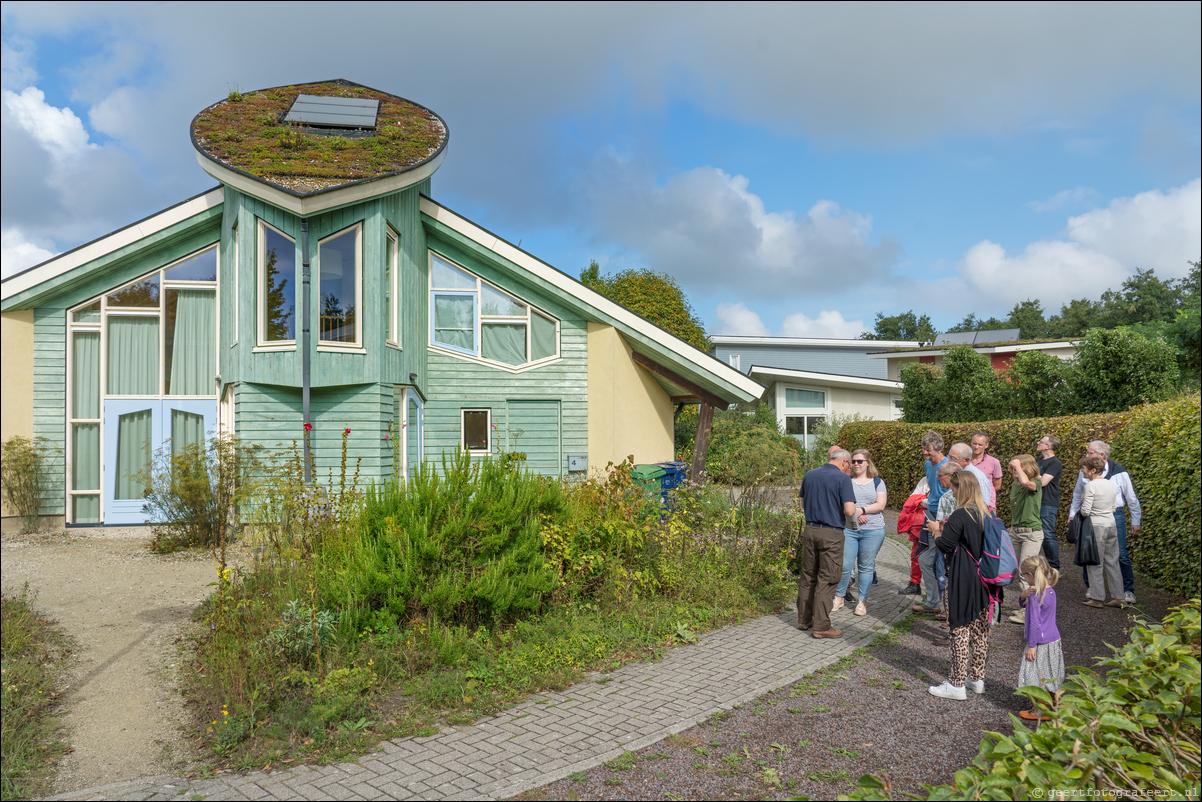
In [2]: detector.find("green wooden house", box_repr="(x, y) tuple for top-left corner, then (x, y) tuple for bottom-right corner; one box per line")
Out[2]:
(0, 80), (761, 528)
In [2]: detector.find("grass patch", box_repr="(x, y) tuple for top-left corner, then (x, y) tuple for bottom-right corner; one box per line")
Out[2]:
(1, 588), (71, 799)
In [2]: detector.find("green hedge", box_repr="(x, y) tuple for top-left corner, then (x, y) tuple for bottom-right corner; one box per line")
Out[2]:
(838, 394), (1200, 598)
(845, 598), (1201, 800)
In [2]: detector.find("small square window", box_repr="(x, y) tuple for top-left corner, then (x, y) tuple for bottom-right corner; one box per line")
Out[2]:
(462, 409), (491, 453)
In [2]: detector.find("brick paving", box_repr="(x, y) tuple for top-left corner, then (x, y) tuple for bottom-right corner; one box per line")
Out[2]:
(48, 538), (913, 801)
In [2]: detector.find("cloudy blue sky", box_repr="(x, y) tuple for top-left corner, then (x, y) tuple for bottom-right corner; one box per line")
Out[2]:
(3, 2), (1199, 337)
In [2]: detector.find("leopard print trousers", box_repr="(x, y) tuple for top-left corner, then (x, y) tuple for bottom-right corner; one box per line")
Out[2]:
(949, 607), (991, 686)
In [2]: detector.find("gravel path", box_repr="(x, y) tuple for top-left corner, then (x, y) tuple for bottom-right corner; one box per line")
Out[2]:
(0, 526), (214, 795)
(522, 517), (1187, 801)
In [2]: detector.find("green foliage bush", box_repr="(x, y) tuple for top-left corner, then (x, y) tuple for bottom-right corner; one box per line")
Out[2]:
(704, 404), (802, 486)
(328, 451), (564, 632)
(1070, 327), (1182, 413)
(0, 436), (60, 532)
(845, 598), (1201, 800)
(1112, 394), (1201, 599)
(839, 393), (1201, 598)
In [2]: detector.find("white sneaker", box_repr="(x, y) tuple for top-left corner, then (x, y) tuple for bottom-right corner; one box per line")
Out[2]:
(831, 597), (844, 613)
(1124, 591), (1137, 604)
(928, 681), (967, 700)
(1008, 610), (1026, 624)
(854, 601), (867, 616)
(966, 679), (985, 694)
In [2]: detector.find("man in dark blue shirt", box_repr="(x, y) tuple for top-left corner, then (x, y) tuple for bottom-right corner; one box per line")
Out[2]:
(798, 450), (856, 638)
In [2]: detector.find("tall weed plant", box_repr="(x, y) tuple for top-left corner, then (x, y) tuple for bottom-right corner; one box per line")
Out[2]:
(0, 436), (60, 532)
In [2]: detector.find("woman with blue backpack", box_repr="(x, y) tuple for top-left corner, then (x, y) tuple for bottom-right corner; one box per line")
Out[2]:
(928, 470), (1003, 700)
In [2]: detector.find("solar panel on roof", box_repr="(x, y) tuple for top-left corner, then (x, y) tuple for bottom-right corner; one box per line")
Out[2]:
(283, 94), (379, 129)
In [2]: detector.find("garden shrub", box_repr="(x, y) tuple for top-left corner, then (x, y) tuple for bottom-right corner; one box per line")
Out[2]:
(1, 436), (60, 532)
(328, 450), (565, 632)
(839, 393), (1200, 598)
(1070, 327), (1182, 413)
(1111, 394), (1201, 599)
(845, 598), (1201, 800)
(677, 403), (802, 485)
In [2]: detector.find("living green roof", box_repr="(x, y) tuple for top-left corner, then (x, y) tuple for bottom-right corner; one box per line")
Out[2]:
(190, 79), (447, 196)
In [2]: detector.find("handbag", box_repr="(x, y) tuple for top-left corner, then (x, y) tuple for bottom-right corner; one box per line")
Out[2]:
(1072, 514), (1100, 567)
(1066, 515), (1080, 544)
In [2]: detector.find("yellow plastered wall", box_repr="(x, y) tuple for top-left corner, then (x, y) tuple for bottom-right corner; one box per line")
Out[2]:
(587, 323), (674, 472)
(829, 386), (896, 419)
(1, 311), (36, 518)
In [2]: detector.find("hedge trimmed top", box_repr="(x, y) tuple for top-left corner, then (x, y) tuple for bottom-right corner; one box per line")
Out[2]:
(190, 80), (447, 195)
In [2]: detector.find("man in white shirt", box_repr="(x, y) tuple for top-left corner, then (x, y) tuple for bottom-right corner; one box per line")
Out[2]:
(948, 443), (994, 511)
(1068, 440), (1142, 604)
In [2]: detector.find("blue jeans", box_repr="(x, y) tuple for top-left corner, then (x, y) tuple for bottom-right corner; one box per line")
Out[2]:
(836, 527), (886, 602)
(1082, 507), (1135, 593)
(1040, 506), (1060, 569)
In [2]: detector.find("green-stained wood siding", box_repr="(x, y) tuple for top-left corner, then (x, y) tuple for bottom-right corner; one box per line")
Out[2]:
(33, 308), (67, 515)
(420, 231), (587, 476)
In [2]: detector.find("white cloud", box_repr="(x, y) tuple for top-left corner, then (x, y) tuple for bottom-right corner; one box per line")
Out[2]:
(1, 227), (56, 278)
(958, 178), (1201, 309)
(587, 161), (899, 300)
(2, 86), (92, 161)
(1027, 187), (1099, 213)
(714, 302), (770, 336)
(778, 310), (867, 339)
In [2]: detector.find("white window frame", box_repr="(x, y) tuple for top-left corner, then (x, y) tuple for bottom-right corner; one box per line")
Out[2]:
(256, 219), (296, 349)
(316, 222), (364, 351)
(778, 383), (831, 451)
(65, 244), (220, 523)
(728, 354), (740, 370)
(461, 408), (492, 455)
(890, 394), (904, 421)
(386, 227), (400, 348)
(231, 221), (239, 345)
(428, 250), (560, 371)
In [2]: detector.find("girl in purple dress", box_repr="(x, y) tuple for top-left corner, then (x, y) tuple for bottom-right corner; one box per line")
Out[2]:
(1016, 555), (1064, 721)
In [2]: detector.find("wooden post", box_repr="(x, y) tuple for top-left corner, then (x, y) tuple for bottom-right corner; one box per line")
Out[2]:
(691, 401), (714, 483)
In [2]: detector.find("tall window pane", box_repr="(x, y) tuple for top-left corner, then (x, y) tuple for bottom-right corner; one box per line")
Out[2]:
(530, 314), (557, 361)
(261, 226), (295, 342)
(115, 409), (152, 499)
(433, 294), (475, 350)
(165, 289), (216, 395)
(172, 410), (206, 459)
(72, 331), (100, 418)
(107, 317), (159, 395)
(319, 228), (358, 343)
(72, 424), (100, 490)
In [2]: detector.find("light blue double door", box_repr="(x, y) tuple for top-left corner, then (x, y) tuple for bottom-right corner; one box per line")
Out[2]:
(103, 399), (216, 525)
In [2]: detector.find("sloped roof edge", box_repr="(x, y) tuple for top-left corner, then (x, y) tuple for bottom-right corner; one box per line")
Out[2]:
(2, 187), (225, 304)
(420, 196), (763, 403)
(711, 334), (919, 349)
(748, 365), (903, 392)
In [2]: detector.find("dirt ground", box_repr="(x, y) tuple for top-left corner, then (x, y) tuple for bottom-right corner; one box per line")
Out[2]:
(0, 526), (215, 795)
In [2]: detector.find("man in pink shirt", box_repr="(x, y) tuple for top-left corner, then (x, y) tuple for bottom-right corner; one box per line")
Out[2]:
(971, 431), (1003, 498)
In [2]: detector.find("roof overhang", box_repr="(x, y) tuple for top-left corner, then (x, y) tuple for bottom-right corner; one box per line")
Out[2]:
(865, 341), (1079, 358)
(711, 335), (919, 349)
(2, 187), (225, 309)
(748, 365), (903, 394)
(196, 147), (445, 218)
(420, 196), (763, 404)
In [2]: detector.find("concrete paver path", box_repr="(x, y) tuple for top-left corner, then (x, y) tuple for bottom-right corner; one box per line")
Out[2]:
(51, 538), (913, 801)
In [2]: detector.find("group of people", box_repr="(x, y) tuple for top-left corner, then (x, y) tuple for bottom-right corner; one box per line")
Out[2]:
(795, 432), (1142, 718)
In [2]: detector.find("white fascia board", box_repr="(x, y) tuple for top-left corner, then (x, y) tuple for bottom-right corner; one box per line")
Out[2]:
(865, 341), (1079, 359)
(197, 149), (445, 217)
(420, 197), (764, 401)
(711, 335), (919, 349)
(2, 187), (224, 302)
(748, 365), (903, 392)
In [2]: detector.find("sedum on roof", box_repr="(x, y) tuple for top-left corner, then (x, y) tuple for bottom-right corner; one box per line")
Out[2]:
(190, 79), (447, 195)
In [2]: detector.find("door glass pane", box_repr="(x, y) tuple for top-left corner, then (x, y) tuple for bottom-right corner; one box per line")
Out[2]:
(73, 495), (100, 525)
(165, 289), (216, 395)
(319, 229), (357, 343)
(172, 410), (206, 459)
(108, 275), (160, 308)
(431, 255), (476, 289)
(262, 227), (296, 341)
(530, 314), (557, 361)
(164, 247), (217, 282)
(433, 294), (475, 350)
(115, 409), (153, 499)
(480, 284), (525, 317)
(463, 410), (489, 452)
(107, 317), (159, 395)
(482, 323), (526, 365)
(785, 388), (825, 408)
(72, 423), (100, 490)
(72, 331), (100, 418)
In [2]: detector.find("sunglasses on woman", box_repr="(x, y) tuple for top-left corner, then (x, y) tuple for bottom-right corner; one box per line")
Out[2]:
(850, 459), (867, 464)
